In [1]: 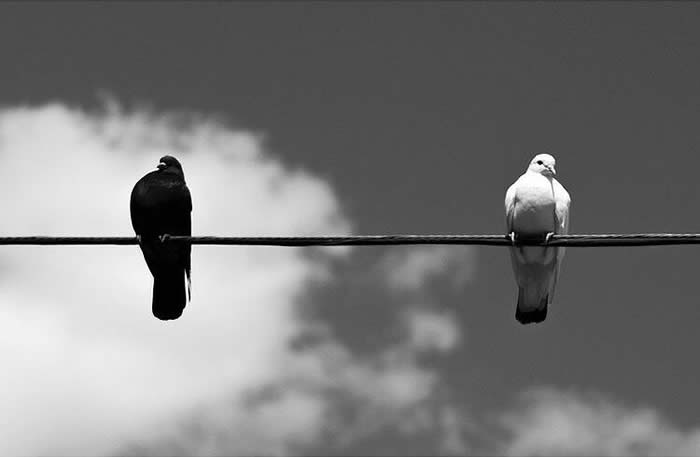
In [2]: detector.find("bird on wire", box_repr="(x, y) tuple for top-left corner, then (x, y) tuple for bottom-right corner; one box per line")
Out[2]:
(130, 155), (192, 321)
(505, 153), (571, 324)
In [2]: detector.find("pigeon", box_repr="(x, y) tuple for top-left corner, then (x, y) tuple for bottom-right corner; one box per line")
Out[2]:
(505, 153), (570, 324)
(130, 155), (192, 320)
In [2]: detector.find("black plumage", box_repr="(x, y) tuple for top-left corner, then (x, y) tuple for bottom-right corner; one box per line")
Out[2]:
(130, 155), (192, 320)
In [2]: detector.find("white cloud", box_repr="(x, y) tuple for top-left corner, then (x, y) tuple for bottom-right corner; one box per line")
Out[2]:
(0, 102), (350, 456)
(118, 324), (450, 456)
(123, 300), (466, 455)
(438, 406), (472, 456)
(499, 388), (700, 457)
(0, 102), (476, 457)
(403, 308), (460, 353)
(382, 246), (477, 293)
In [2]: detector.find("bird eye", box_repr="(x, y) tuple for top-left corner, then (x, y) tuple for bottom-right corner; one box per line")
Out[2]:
(536, 160), (543, 165)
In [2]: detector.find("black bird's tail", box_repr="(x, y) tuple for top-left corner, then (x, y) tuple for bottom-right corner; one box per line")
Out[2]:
(152, 270), (187, 320)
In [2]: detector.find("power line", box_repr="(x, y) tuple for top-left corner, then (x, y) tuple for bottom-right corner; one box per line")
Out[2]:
(1, 234), (700, 247)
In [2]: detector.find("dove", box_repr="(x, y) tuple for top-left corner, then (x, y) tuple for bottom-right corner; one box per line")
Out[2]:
(505, 153), (570, 324)
(130, 155), (192, 320)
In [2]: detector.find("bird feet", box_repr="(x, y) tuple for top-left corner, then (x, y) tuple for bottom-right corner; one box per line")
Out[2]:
(159, 234), (170, 243)
(135, 234), (142, 244)
(509, 232), (554, 245)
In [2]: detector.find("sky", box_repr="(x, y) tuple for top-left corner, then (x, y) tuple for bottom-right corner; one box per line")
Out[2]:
(1, 2), (700, 456)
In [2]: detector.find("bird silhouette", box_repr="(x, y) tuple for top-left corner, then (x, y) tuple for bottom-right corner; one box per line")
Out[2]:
(130, 155), (192, 320)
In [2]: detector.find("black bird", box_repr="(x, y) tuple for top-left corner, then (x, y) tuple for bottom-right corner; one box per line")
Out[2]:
(130, 155), (192, 320)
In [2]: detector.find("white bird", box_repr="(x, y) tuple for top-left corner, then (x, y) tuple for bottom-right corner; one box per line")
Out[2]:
(505, 153), (571, 324)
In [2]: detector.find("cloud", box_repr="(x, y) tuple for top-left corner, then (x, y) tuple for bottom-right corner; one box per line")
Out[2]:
(437, 406), (472, 456)
(116, 245), (472, 455)
(403, 308), (460, 353)
(122, 282), (466, 455)
(382, 245), (477, 293)
(0, 101), (479, 457)
(499, 387), (700, 457)
(0, 102), (350, 456)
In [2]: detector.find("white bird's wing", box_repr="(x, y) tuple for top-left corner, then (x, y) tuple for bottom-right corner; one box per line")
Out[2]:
(554, 179), (571, 235)
(505, 177), (527, 268)
(505, 180), (519, 233)
(548, 178), (571, 303)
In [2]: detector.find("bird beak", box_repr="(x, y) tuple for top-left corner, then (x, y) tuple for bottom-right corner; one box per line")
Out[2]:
(157, 162), (167, 170)
(546, 165), (556, 176)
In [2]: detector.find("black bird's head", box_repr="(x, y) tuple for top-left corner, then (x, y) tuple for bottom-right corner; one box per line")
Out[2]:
(156, 155), (185, 177)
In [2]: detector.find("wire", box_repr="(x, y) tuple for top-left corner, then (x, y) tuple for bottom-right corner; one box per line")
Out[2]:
(1, 234), (700, 247)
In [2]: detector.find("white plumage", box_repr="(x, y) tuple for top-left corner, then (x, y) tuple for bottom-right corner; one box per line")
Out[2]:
(505, 153), (571, 324)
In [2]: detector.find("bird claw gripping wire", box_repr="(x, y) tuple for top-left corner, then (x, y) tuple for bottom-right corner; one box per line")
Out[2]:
(159, 234), (170, 243)
(508, 232), (553, 246)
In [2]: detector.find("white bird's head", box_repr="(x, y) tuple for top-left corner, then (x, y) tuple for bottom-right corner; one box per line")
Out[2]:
(527, 153), (556, 177)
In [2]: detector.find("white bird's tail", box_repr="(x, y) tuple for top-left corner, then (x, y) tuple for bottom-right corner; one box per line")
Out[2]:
(509, 245), (560, 325)
(516, 286), (548, 324)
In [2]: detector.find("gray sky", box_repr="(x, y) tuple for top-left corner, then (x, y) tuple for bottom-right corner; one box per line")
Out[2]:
(1, 3), (700, 456)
